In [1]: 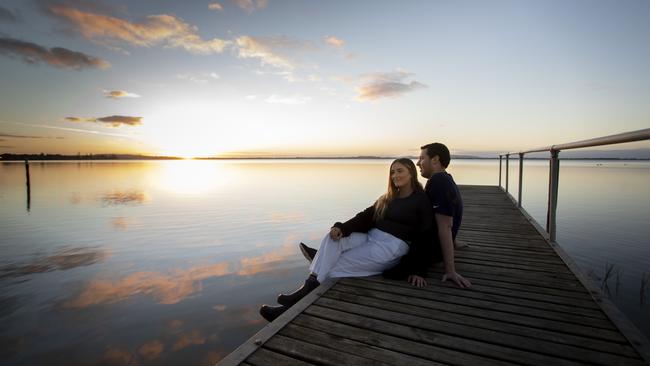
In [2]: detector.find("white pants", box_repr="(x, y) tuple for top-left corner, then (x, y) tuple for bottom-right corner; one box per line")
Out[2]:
(309, 228), (409, 283)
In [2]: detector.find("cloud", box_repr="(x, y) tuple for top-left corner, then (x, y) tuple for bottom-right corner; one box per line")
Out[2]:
(0, 247), (110, 278)
(356, 70), (426, 101)
(0, 133), (46, 138)
(0, 36), (110, 70)
(176, 72), (220, 84)
(265, 95), (311, 105)
(45, 4), (229, 54)
(100, 190), (147, 205)
(0, 5), (19, 22)
(234, 36), (297, 70)
(65, 115), (143, 127)
(230, 0), (267, 13)
(208, 2), (223, 11)
(138, 341), (164, 361)
(172, 330), (205, 351)
(324, 36), (344, 48)
(103, 89), (140, 99)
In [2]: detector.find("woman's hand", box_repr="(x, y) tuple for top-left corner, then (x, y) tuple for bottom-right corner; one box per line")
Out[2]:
(408, 275), (427, 288)
(329, 227), (343, 241)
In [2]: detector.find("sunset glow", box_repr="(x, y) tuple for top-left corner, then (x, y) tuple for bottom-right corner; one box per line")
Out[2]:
(1, 1), (649, 157)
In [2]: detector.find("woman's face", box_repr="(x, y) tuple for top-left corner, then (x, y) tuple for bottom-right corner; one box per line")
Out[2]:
(390, 162), (412, 190)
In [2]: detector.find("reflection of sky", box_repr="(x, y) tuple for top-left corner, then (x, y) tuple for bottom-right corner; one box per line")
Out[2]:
(1, 159), (649, 365)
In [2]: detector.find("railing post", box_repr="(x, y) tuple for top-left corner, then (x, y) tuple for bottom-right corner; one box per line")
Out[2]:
(505, 154), (510, 193)
(498, 155), (502, 187)
(517, 153), (524, 208)
(546, 150), (560, 241)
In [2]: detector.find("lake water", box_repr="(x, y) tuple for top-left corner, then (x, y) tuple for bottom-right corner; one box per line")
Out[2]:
(1, 159), (649, 365)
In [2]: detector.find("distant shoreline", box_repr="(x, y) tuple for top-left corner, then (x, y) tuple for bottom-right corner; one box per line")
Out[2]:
(2, 153), (649, 161)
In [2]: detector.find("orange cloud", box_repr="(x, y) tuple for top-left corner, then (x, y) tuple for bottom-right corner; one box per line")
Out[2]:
(104, 89), (140, 99)
(103, 346), (135, 365)
(235, 36), (296, 70)
(47, 5), (229, 54)
(100, 191), (147, 205)
(356, 70), (426, 101)
(63, 262), (232, 308)
(172, 330), (205, 351)
(0, 36), (110, 70)
(63, 236), (301, 308)
(65, 115), (143, 127)
(138, 340), (164, 361)
(237, 239), (297, 276)
(111, 217), (130, 230)
(324, 36), (345, 48)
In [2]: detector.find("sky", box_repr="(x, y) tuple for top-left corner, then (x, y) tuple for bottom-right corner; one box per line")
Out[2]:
(0, 0), (649, 158)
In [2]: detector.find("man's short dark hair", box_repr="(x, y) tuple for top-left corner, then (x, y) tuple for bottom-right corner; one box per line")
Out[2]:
(421, 142), (450, 168)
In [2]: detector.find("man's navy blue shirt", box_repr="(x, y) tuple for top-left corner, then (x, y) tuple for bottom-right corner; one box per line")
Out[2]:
(425, 171), (463, 239)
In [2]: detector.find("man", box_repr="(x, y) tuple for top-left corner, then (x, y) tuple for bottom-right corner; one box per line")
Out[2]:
(414, 142), (470, 288)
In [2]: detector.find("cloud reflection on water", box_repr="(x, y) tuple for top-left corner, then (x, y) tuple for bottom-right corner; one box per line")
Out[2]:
(64, 240), (300, 308)
(100, 190), (148, 206)
(0, 247), (110, 278)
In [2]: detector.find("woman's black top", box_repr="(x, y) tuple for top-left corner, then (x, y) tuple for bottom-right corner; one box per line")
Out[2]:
(332, 190), (433, 245)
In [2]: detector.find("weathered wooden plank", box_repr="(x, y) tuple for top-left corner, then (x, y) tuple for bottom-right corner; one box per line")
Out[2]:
(327, 286), (625, 342)
(317, 288), (639, 358)
(306, 303), (611, 366)
(455, 257), (574, 275)
(362, 275), (601, 310)
(428, 267), (589, 294)
(349, 277), (605, 319)
(337, 279), (614, 329)
(280, 323), (440, 366)
(263, 335), (390, 366)
(246, 348), (315, 366)
(431, 275), (595, 301)
(292, 314), (498, 366)
(457, 249), (568, 266)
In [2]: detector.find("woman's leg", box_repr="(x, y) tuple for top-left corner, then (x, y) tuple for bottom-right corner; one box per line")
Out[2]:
(309, 232), (368, 283)
(327, 229), (409, 279)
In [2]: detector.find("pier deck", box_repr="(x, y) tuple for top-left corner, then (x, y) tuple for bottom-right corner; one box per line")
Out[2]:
(217, 185), (650, 366)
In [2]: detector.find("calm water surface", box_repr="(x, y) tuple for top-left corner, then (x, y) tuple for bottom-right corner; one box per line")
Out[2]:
(1, 159), (649, 365)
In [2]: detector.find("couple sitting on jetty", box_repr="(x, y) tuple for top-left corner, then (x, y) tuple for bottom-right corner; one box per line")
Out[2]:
(260, 142), (471, 322)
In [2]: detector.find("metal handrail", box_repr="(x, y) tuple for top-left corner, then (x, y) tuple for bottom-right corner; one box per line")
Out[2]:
(498, 128), (650, 242)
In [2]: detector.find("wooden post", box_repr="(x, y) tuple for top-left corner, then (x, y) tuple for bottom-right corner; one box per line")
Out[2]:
(25, 159), (31, 211)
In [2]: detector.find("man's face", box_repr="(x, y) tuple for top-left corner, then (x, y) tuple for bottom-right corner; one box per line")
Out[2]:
(416, 149), (434, 178)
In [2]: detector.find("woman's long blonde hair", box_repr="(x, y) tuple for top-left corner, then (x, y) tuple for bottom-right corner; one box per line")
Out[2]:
(374, 158), (423, 220)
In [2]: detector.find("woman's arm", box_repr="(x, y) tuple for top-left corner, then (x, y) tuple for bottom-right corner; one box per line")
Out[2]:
(332, 204), (376, 237)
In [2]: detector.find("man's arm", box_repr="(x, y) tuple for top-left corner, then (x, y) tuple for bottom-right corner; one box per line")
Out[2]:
(435, 213), (471, 288)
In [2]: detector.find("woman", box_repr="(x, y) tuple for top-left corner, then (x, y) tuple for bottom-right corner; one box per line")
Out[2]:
(260, 158), (433, 322)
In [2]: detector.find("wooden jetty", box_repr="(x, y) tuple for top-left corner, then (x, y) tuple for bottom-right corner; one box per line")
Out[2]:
(217, 185), (650, 365)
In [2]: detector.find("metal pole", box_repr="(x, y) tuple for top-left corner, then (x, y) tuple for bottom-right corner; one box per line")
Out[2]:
(546, 150), (560, 241)
(505, 154), (510, 193)
(518, 153), (524, 208)
(498, 155), (502, 187)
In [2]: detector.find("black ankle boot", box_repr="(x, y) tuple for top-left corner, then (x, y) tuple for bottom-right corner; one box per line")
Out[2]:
(299, 242), (317, 263)
(277, 275), (320, 307)
(259, 304), (288, 322)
